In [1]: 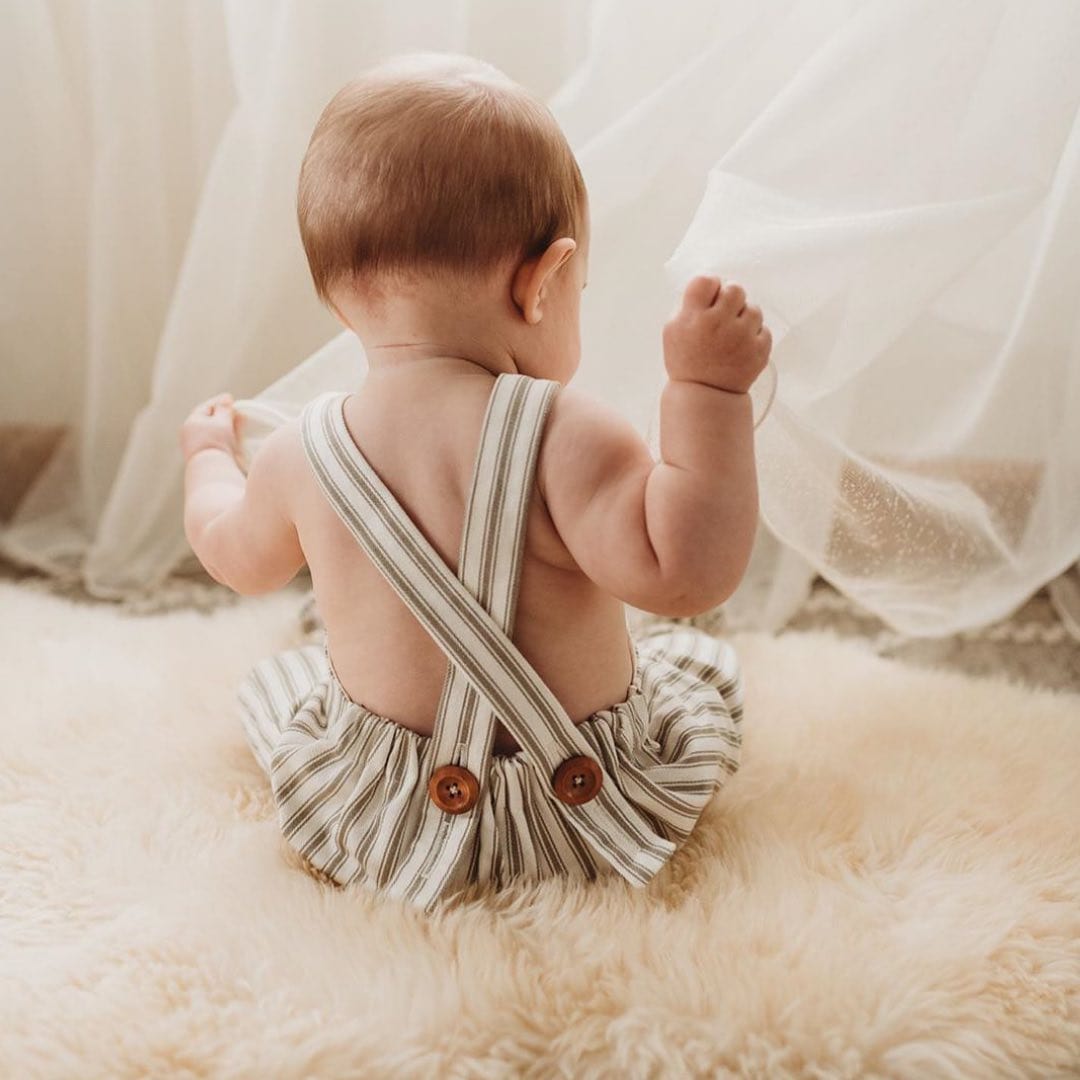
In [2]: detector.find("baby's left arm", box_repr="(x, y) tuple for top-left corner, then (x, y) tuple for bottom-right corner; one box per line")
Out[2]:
(180, 394), (306, 595)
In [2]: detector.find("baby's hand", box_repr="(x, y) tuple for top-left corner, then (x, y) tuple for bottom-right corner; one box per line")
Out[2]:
(662, 275), (771, 394)
(179, 392), (243, 464)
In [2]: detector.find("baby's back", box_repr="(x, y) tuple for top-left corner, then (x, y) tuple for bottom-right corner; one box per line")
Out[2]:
(286, 367), (635, 755)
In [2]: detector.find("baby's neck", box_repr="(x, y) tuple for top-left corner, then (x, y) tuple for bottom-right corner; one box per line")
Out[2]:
(334, 279), (521, 380)
(364, 342), (518, 379)
(365, 351), (515, 382)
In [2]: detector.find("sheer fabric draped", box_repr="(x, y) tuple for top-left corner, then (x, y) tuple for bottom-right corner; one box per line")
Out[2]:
(3, 0), (1078, 638)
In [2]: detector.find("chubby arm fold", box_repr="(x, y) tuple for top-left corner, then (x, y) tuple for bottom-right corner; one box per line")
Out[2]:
(537, 382), (757, 618)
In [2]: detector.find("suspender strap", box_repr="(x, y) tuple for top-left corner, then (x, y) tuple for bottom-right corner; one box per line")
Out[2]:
(301, 378), (676, 896)
(384, 374), (553, 904)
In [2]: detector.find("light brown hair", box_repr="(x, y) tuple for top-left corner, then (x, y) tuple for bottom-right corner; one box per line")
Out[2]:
(297, 53), (587, 306)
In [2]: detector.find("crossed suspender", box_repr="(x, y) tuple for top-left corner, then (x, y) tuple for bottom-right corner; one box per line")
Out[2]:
(301, 374), (677, 910)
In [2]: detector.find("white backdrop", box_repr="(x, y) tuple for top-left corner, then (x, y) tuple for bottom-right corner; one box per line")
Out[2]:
(3, 0), (1079, 638)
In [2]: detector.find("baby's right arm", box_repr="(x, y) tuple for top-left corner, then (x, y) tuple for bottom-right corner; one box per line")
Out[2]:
(538, 276), (771, 617)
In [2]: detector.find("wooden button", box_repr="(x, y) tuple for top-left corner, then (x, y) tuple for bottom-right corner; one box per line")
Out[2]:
(552, 755), (603, 805)
(428, 764), (479, 814)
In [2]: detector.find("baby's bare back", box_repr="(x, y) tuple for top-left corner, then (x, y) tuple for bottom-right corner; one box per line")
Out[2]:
(289, 369), (636, 755)
(279, 272), (767, 754)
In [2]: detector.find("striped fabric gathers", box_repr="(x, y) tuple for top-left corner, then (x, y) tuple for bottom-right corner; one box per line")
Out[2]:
(238, 372), (744, 913)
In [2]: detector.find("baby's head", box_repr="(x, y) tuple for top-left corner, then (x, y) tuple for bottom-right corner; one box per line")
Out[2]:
(298, 53), (589, 382)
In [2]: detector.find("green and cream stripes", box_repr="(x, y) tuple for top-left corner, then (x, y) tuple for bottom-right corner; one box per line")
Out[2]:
(237, 373), (744, 913)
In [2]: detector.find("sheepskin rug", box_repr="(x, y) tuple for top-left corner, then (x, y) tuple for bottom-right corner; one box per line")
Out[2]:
(2, 580), (1079, 1078)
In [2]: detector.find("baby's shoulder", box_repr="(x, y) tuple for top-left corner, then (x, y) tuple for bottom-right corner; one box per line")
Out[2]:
(244, 414), (309, 488)
(544, 382), (641, 438)
(538, 383), (652, 495)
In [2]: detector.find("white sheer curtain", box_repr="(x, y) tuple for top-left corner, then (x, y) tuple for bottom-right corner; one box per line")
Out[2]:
(3, 0), (1079, 639)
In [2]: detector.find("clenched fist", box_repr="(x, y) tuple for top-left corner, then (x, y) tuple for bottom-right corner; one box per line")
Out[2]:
(662, 275), (771, 394)
(179, 392), (243, 464)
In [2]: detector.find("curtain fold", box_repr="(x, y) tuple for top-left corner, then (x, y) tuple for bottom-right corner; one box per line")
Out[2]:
(3, 0), (1078, 637)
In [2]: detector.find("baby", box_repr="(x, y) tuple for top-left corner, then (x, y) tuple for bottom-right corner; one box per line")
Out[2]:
(179, 53), (770, 912)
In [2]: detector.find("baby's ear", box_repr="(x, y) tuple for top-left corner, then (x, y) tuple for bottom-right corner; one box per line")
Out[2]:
(512, 238), (576, 326)
(511, 256), (545, 326)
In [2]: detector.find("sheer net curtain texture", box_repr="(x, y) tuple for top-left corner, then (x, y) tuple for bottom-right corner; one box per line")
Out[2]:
(3, 0), (1079, 639)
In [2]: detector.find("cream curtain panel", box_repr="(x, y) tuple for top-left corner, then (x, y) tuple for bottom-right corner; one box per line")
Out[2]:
(3, 0), (1079, 638)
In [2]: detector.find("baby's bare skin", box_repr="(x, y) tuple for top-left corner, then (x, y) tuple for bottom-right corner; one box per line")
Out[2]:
(181, 212), (770, 755)
(295, 367), (637, 754)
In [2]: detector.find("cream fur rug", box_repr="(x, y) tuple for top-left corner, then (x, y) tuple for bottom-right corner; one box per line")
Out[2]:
(2, 580), (1079, 1078)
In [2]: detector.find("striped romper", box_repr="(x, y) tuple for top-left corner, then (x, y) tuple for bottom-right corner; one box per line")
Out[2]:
(238, 372), (744, 914)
